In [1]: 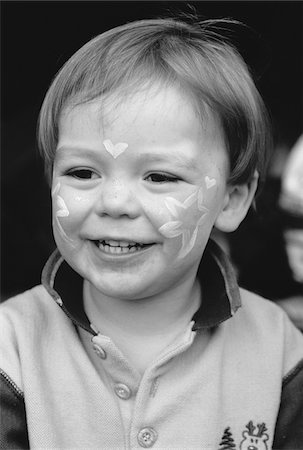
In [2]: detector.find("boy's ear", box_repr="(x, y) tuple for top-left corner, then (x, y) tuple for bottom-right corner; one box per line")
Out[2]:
(214, 172), (258, 233)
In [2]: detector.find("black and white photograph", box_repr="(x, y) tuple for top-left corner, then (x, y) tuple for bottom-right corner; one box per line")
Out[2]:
(1, 1), (303, 448)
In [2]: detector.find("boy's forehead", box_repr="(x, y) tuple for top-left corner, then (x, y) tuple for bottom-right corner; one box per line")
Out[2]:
(56, 87), (229, 180)
(62, 86), (193, 125)
(59, 86), (222, 146)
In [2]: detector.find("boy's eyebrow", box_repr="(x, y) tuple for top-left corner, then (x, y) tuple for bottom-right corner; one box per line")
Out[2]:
(56, 146), (199, 172)
(138, 153), (199, 172)
(56, 146), (99, 156)
(55, 146), (107, 163)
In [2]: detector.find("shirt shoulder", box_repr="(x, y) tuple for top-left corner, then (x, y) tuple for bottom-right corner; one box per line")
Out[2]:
(237, 288), (303, 379)
(0, 285), (54, 317)
(0, 285), (63, 390)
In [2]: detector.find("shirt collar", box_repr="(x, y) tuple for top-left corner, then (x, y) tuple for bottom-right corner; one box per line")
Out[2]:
(41, 239), (241, 336)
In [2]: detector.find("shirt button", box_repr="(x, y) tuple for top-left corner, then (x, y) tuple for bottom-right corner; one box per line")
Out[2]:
(137, 427), (158, 448)
(114, 383), (132, 400)
(92, 343), (107, 359)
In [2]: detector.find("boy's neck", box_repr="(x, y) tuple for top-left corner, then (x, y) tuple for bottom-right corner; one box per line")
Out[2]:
(83, 275), (201, 347)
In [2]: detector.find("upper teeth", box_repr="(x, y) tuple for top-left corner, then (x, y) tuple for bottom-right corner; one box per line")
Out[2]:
(104, 240), (138, 247)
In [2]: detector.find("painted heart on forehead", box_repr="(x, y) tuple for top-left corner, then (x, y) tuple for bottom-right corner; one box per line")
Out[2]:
(103, 139), (129, 159)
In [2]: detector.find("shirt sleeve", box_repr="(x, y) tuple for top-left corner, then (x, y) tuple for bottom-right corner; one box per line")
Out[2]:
(273, 358), (303, 448)
(0, 370), (29, 449)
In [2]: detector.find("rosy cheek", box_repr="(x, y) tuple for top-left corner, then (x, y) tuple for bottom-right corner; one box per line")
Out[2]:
(51, 184), (73, 244)
(157, 176), (218, 259)
(51, 183), (88, 246)
(198, 175), (219, 211)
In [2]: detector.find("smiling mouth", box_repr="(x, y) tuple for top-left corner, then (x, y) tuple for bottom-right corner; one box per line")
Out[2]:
(95, 239), (154, 255)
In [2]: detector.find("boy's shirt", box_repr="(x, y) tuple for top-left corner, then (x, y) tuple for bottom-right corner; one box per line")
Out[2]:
(0, 240), (303, 449)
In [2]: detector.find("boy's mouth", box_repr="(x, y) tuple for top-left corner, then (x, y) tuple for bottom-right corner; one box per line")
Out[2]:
(95, 239), (154, 255)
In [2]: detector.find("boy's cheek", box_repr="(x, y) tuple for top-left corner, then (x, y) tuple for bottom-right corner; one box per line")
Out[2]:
(51, 182), (91, 245)
(50, 175), (223, 258)
(149, 179), (220, 259)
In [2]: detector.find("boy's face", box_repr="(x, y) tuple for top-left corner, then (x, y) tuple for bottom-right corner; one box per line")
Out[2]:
(52, 85), (229, 300)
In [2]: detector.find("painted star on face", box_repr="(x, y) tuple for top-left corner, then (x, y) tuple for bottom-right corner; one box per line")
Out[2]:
(158, 187), (209, 259)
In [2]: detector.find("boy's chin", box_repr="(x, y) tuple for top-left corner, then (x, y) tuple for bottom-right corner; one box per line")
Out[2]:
(87, 277), (159, 301)
(86, 264), (183, 302)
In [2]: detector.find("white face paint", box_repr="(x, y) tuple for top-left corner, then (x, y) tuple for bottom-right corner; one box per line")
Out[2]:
(53, 85), (229, 300)
(103, 139), (128, 159)
(205, 175), (217, 190)
(158, 176), (217, 259)
(52, 182), (75, 245)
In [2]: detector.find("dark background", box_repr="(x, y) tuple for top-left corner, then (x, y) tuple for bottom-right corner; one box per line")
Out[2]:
(1, 1), (303, 299)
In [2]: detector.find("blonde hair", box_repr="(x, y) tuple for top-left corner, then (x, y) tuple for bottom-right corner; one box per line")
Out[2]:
(38, 17), (272, 186)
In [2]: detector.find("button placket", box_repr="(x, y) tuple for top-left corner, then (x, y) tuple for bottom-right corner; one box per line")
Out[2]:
(91, 335), (107, 359)
(114, 383), (132, 400)
(92, 342), (107, 359)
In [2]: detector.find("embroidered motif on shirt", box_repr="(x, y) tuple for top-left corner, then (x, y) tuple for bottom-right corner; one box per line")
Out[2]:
(218, 427), (236, 449)
(218, 421), (269, 450)
(240, 421), (269, 450)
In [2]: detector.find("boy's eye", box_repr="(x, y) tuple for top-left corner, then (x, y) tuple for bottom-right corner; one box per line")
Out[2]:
(145, 173), (179, 183)
(67, 169), (97, 180)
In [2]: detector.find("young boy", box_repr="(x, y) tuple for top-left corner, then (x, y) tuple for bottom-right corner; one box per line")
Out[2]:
(1, 17), (303, 449)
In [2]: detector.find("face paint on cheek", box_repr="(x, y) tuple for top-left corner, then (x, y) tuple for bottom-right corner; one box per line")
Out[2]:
(205, 176), (217, 190)
(52, 182), (75, 245)
(158, 177), (217, 259)
(196, 174), (218, 213)
(103, 139), (128, 159)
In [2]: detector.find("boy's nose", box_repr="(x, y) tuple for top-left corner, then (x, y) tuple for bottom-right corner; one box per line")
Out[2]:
(94, 178), (140, 219)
